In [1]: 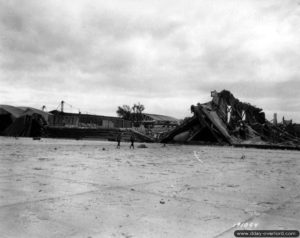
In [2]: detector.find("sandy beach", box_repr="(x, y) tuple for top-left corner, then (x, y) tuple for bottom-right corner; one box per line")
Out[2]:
(0, 137), (299, 237)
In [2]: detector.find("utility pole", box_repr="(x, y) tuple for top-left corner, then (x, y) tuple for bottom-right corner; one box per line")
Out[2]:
(61, 100), (65, 113)
(273, 113), (277, 125)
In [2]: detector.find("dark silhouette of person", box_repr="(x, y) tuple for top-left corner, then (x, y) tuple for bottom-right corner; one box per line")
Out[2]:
(116, 132), (122, 149)
(129, 133), (135, 149)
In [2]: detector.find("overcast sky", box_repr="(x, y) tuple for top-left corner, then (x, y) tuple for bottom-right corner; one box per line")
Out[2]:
(0, 0), (300, 121)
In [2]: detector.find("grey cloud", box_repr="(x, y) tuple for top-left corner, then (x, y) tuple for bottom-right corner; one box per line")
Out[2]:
(1, 0), (182, 77)
(1, 0), (300, 121)
(85, 11), (182, 40)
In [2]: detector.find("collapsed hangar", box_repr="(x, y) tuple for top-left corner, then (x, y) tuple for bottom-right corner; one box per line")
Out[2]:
(160, 90), (300, 148)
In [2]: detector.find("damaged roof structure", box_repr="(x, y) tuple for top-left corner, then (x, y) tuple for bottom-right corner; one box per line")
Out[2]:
(0, 105), (51, 137)
(161, 90), (300, 149)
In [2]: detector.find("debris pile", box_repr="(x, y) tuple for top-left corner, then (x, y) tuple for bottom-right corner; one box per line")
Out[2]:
(161, 90), (300, 149)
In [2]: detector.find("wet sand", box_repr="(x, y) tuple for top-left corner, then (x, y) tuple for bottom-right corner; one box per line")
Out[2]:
(0, 137), (299, 237)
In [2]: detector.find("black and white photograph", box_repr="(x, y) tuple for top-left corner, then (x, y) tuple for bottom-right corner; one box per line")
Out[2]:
(0, 0), (300, 237)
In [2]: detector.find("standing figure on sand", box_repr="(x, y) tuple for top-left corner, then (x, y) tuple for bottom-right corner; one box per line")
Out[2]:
(116, 131), (136, 149)
(130, 132), (135, 149)
(116, 132), (122, 149)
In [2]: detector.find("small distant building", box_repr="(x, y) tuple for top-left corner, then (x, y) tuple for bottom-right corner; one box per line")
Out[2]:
(141, 113), (179, 127)
(49, 110), (132, 128)
(131, 113), (179, 138)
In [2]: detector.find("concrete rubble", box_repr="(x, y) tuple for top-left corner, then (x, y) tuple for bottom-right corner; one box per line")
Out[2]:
(160, 90), (300, 150)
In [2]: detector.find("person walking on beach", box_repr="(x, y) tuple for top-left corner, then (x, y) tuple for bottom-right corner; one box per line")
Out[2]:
(129, 132), (135, 149)
(116, 132), (122, 149)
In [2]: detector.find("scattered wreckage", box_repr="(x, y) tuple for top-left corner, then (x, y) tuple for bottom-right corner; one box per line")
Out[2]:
(160, 90), (300, 150)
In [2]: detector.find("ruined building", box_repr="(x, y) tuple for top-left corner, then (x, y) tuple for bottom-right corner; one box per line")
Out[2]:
(161, 90), (300, 149)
